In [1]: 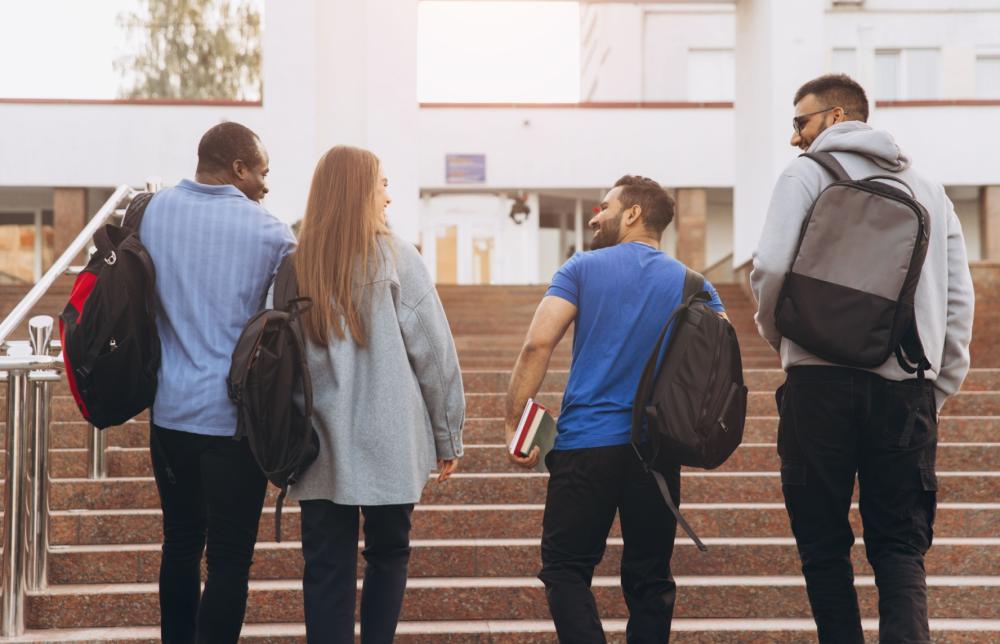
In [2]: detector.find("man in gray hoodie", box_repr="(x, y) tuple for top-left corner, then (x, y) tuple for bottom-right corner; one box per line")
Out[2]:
(751, 74), (974, 643)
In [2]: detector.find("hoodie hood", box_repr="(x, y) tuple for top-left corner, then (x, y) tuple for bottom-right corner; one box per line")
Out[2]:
(808, 121), (910, 172)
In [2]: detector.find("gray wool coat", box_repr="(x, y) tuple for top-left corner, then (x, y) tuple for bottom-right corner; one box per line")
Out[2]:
(287, 233), (465, 506)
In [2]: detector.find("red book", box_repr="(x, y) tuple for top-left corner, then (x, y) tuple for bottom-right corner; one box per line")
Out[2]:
(510, 399), (540, 457)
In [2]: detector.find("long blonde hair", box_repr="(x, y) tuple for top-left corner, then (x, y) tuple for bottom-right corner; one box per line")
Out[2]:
(295, 146), (389, 347)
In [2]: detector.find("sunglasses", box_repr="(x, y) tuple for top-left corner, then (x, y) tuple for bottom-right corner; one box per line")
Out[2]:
(793, 107), (836, 135)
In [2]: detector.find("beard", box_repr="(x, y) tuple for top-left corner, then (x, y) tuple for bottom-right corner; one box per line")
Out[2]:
(800, 120), (830, 151)
(590, 212), (623, 250)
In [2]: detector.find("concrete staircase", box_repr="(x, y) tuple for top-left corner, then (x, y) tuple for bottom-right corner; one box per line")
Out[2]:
(2, 281), (999, 642)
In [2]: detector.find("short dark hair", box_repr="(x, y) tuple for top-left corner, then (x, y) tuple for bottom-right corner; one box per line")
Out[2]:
(614, 175), (675, 235)
(197, 121), (263, 174)
(794, 74), (869, 122)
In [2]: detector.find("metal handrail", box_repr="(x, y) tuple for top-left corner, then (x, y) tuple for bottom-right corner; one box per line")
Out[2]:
(0, 184), (139, 637)
(0, 184), (134, 346)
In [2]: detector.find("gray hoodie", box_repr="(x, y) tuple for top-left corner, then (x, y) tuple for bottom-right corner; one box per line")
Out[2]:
(750, 121), (974, 410)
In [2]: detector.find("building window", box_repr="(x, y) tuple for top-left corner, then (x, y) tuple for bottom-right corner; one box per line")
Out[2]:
(875, 48), (941, 101)
(906, 49), (941, 99)
(831, 48), (857, 78)
(977, 55), (1000, 98)
(875, 50), (902, 100)
(687, 49), (734, 102)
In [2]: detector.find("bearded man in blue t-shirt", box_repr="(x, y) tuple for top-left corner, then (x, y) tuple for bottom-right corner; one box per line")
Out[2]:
(505, 175), (726, 643)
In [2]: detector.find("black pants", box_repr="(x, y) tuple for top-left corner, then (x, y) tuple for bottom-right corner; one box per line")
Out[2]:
(539, 444), (680, 644)
(777, 366), (938, 644)
(150, 425), (268, 644)
(300, 500), (414, 644)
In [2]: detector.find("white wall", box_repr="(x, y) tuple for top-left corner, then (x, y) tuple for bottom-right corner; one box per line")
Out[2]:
(313, 0), (421, 242)
(418, 107), (735, 190)
(579, 3), (643, 101)
(579, 0), (1000, 104)
(824, 5), (1000, 100)
(642, 7), (735, 102)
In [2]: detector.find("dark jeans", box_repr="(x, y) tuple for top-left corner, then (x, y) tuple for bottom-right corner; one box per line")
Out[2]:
(150, 424), (268, 644)
(777, 366), (938, 644)
(300, 500), (414, 644)
(539, 444), (680, 644)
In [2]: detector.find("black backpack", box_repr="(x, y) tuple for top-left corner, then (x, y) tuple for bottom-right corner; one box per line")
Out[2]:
(632, 268), (747, 551)
(60, 192), (160, 429)
(774, 151), (931, 376)
(227, 255), (319, 541)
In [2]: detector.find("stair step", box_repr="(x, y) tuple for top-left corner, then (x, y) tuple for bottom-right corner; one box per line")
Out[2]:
(5, 389), (997, 429)
(9, 619), (1000, 644)
(46, 537), (1000, 584)
(462, 416), (1000, 444)
(25, 577), (1000, 628)
(7, 413), (996, 451)
(22, 443), (1000, 479)
(44, 503), (1000, 546)
(5, 471), (995, 513)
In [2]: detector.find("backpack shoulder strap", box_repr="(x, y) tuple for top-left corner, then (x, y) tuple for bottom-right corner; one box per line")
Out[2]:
(896, 324), (931, 379)
(273, 254), (297, 310)
(630, 267), (711, 457)
(801, 151), (852, 183)
(122, 192), (154, 234)
(682, 268), (708, 304)
(272, 253), (315, 419)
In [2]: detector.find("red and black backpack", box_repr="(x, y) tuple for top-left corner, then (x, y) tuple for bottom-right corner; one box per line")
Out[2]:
(60, 192), (161, 429)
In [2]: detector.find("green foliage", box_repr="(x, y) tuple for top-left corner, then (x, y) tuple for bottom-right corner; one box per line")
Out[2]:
(115, 0), (262, 101)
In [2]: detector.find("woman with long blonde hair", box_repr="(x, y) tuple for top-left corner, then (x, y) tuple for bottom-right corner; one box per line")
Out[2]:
(289, 146), (464, 643)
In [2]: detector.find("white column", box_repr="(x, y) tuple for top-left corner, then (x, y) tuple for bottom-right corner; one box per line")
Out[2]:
(525, 192), (542, 283)
(558, 211), (568, 261)
(857, 25), (878, 121)
(261, 0), (319, 226)
(574, 198), (584, 254)
(269, 0), (421, 243)
(732, 0), (825, 266)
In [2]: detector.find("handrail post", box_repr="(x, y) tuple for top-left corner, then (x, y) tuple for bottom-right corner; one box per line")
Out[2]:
(26, 316), (54, 591)
(87, 424), (108, 480)
(2, 345), (33, 637)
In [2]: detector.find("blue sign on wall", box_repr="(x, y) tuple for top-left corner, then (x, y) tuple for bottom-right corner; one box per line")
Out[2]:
(446, 154), (486, 184)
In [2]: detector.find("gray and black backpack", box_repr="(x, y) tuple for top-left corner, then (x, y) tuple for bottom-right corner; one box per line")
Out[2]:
(774, 151), (932, 377)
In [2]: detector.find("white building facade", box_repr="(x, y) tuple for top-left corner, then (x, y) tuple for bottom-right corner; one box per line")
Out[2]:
(1, 0), (998, 285)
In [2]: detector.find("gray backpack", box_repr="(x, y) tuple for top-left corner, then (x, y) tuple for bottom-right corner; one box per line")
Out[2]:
(774, 152), (931, 376)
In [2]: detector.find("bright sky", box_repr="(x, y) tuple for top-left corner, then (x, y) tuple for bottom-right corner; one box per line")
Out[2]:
(0, 0), (580, 102)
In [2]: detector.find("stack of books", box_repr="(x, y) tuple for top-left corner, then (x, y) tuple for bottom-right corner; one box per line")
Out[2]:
(509, 398), (556, 470)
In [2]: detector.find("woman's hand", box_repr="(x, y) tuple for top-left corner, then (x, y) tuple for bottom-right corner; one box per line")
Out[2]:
(437, 459), (459, 482)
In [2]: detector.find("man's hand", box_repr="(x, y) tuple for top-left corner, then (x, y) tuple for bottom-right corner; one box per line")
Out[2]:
(503, 295), (576, 470)
(436, 459), (458, 482)
(505, 422), (541, 469)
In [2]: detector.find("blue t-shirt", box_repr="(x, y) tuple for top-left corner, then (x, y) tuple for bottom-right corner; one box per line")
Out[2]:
(546, 242), (725, 451)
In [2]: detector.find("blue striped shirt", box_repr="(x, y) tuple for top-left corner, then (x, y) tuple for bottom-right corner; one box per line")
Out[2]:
(140, 180), (296, 436)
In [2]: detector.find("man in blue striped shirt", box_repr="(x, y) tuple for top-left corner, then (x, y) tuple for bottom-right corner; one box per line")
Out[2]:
(139, 122), (295, 644)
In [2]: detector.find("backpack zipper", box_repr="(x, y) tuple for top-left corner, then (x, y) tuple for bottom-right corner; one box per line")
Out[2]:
(716, 382), (740, 432)
(697, 319), (726, 427)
